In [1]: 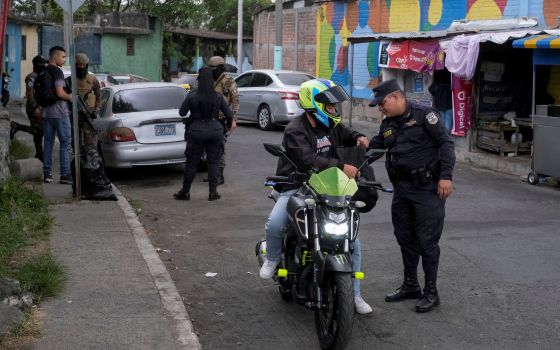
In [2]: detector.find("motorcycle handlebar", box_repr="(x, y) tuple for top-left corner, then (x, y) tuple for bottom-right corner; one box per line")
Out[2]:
(357, 178), (393, 193)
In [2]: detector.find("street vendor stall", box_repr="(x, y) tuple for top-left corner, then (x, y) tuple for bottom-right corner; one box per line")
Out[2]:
(512, 35), (560, 184)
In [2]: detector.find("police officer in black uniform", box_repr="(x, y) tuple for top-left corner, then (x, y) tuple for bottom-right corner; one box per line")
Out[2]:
(174, 67), (233, 201)
(368, 79), (455, 312)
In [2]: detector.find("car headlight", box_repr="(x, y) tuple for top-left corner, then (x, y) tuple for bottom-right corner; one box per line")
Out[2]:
(323, 222), (349, 236)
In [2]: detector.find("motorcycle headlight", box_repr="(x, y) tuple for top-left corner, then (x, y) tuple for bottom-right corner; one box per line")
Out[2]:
(323, 222), (348, 236)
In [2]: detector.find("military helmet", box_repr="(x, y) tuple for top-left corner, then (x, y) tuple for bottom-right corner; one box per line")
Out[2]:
(208, 56), (225, 67)
(75, 53), (89, 65)
(299, 79), (349, 129)
(32, 55), (47, 65)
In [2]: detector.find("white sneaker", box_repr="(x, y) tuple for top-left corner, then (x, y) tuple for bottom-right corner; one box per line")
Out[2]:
(355, 295), (373, 314)
(259, 259), (279, 279)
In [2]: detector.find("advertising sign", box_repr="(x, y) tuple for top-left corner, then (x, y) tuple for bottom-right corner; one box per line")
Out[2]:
(378, 40), (444, 74)
(451, 75), (473, 137)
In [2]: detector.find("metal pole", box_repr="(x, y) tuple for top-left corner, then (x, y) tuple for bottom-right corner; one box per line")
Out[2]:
(274, 0), (282, 70)
(68, 0), (81, 200)
(237, 0), (243, 73)
(295, 8), (299, 71)
(348, 42), (354, 129)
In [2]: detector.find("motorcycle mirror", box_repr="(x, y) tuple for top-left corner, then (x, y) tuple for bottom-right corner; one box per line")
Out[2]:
(263, 143), (299, 170)
(263, 143), (286, 157)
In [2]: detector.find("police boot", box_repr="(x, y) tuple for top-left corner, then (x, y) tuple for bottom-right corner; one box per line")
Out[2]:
(385, 277), (422, 302)
(217, 167), (225, 186)
(415, 281), (440, 313)
(9, 121), (20, 140)
(173, 190), (190, 200)
(208, 183), (221, 201)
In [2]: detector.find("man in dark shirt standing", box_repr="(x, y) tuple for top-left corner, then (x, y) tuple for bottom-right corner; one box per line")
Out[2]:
(42, 46), (73, 184)
(368, 79), (455, 313)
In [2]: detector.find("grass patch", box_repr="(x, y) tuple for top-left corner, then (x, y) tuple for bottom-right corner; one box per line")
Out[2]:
(9, 139), (31, 160)
(0, 177), (52, 264)
(0, 178), (65, 347)
(13, 253), (66, 299)
(129, 198), (142, 212)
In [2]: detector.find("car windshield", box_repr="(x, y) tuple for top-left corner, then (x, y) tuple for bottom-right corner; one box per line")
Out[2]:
(112, 87), (186, 113)
(275, 73), (314, 86)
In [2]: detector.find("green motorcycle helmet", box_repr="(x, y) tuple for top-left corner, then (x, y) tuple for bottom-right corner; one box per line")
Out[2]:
(299, 79), (350, 129)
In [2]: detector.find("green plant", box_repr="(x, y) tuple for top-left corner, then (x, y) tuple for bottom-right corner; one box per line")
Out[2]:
(9, 139), (31, 160)
(0, 178), (52, 264)
(13, 253), (66, 299)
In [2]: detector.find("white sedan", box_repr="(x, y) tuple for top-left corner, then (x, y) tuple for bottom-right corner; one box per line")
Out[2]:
(235, 69), (315, 130)
(93, 82), (188, 168)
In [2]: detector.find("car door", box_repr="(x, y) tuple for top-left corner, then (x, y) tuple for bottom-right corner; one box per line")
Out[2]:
(92, 89), (113, 145)
(250, 73), (275, 117)
(234, 73), (253, 120)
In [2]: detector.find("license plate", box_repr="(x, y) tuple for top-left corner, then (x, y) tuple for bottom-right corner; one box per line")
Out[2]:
(154, 124), (176, 136)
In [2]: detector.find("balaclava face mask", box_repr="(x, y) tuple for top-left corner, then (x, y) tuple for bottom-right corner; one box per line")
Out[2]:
(212, 65), (225, 81)
(76, 64), (88, 79)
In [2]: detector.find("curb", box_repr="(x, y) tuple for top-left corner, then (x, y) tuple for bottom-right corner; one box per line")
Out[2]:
(112, 185), (201, 350)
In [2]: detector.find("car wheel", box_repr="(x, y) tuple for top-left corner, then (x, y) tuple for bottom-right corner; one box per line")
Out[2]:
(257, 105), (275, 131)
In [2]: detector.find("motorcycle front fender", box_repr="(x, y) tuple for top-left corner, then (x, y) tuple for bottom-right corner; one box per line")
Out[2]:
(315, 252), (353, 287)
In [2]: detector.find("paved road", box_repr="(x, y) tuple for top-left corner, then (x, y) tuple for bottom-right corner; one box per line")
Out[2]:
(112, 122), (560, 350)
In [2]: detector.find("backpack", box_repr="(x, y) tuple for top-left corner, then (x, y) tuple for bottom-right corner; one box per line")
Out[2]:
(34, 68), (58, 107)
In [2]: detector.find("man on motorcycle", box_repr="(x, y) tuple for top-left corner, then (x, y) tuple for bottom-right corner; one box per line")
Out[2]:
(259, 79), (373, 314)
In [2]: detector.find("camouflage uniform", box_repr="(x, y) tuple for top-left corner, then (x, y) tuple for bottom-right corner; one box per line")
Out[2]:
(214, 73), (239, 168)
(22, 71), (44, 160)
(72, 53), (101, 147)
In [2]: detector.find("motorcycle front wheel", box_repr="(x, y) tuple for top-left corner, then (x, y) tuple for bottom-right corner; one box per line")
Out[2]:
(314, 272), (354, 350)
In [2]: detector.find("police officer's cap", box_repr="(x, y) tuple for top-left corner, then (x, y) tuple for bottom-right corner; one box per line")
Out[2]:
(208, 56), (225, 67)
(369, 79), (402, 107)
(32, 55), (47, 65)
(75, 53), (89, 65)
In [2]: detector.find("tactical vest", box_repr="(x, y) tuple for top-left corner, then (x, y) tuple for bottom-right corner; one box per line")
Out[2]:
(77, 74), (97, 112)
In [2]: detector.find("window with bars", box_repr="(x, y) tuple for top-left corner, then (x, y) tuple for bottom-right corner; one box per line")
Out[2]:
(126, 37), (134, 56)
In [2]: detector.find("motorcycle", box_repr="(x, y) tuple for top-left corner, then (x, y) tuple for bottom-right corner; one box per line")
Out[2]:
(1, 72), (9, 107)
(257, 143), (392, 350)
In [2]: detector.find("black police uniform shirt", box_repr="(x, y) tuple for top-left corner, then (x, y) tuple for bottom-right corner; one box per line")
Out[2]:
(369, 102), (455, 180)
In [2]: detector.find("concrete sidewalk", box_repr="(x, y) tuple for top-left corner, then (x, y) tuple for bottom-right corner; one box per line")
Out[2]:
(4, 102), (199, 349)
(31, 185), (199, 350)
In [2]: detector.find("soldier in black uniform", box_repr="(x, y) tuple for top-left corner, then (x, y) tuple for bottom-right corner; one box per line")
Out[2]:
(174, 67), (233, 201)
(368, 79), (455, 313)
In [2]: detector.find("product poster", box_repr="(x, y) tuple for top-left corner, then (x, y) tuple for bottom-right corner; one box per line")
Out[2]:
(451, 75), (473, 137)
(378, 40), (444, 74)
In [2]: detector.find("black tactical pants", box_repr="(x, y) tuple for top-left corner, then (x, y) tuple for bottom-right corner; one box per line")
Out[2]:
(181, 119), (223, 193)
(391, 179), (445, 285)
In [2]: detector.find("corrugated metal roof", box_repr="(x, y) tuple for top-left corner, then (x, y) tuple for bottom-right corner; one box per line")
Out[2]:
(348, 30), (451, 43)
(166, 27), (252, 41)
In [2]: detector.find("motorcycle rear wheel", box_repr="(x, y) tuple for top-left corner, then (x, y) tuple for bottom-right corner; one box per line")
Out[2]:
(314, 272), (354, 350)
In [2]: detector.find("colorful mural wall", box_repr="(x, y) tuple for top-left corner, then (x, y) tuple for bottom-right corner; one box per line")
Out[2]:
(317, 0), (559, 99)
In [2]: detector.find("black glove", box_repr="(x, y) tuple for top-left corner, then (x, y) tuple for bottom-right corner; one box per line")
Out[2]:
(90, 110), (98, 119)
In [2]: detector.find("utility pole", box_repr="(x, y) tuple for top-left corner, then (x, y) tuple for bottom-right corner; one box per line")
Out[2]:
(274, 0), (282, 70)
(237, 0), (243, 73)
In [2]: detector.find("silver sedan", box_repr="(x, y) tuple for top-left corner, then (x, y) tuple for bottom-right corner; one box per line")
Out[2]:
(235, 69), (315, 130)
(93, 82), (188, 168)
